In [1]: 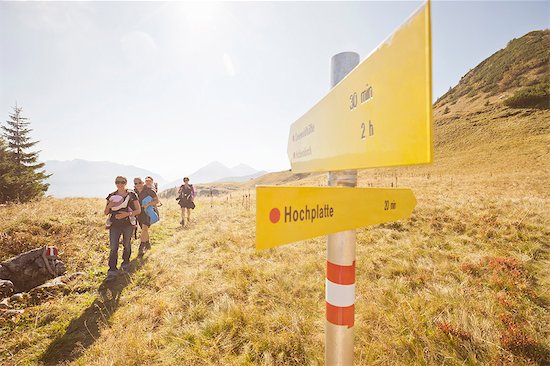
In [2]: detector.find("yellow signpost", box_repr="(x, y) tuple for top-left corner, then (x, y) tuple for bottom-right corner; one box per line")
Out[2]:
(256, 2), (432, 364)
(256, 186), (416, 249)
(288, 2), (432, 173)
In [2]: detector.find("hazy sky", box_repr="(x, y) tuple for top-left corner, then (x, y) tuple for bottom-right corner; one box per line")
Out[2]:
(1, 1), (547, 180)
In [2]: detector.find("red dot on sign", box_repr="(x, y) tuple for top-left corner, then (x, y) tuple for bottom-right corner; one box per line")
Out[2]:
(269, 208), (280, 223)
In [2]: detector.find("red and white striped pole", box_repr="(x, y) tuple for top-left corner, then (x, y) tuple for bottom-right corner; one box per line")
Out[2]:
(326, 52), (359, 365)
(326, 258), (355, 328)
(326, 172), (357, 365)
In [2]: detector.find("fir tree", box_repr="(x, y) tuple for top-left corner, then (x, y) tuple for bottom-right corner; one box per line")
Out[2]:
(0, 137), (19, 203)
(1, 105), (50, 202)
(4, 105), (38, 170)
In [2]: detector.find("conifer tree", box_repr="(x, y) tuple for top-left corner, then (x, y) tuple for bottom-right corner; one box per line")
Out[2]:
(1, 105), (49, 202)
(0, 137), (19, 203)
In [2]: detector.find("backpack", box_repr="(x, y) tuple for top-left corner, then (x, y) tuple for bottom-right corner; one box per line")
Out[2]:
(108, 191), (137, 227)
(142, 195), (160, 225)
(178, 184), (194, 200)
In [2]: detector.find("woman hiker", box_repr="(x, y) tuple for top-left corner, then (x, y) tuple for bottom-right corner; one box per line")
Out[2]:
(134, 177), (159, 257)
(104, 176), (140, 279)
(177, 177), (195, 226)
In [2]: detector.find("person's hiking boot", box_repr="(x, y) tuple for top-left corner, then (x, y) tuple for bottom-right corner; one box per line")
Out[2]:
(180, 219), (185, 226)
(138, 242), (146, 258)
(106, 270), (118, 280)
(145, 241), (151, 250)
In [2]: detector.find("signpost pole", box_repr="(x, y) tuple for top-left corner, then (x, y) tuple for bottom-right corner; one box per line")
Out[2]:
(326, 52), (359, 366)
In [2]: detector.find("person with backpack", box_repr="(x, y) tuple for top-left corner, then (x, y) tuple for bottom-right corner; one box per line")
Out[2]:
(134, 177), (159, 257)
(177, 177), (195, 226)
(144, 176), (158, 193)
(104, 176), (140, 279)
(145, 175), (161, 217)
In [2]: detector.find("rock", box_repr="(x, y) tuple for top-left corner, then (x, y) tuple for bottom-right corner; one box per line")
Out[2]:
(65, 272), (86, 282)
(0, 298), (10, 309)
(0, 279), (14, 298)
(9, 292), (30, 304)
(0, 247), (66, 292)
(28, 278), (69, 305)
(0, 309), (24, 320)
(0, 264), (9, 280)
(55, 262), (67, 277)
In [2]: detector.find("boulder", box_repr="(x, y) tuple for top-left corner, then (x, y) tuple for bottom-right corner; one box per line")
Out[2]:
(0, 247), (66, 293)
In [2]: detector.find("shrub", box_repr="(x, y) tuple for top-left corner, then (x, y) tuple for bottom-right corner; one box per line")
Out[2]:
(504, 83), (549, 109)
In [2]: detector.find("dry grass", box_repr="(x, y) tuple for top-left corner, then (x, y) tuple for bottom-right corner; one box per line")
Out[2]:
(1, 174), (548, 365)
(0, 198), (106, 267)
(1, 81), (549, 364)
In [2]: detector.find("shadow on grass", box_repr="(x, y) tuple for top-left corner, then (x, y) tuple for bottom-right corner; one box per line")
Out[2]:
(38, 257), (146, 365)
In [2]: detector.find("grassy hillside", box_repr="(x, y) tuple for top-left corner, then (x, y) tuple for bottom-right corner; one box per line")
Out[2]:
(2, 30), (549, 365)
(435, 30), (549, 106)
(1, 181), (548, 365)
(0, 198), (106, 267)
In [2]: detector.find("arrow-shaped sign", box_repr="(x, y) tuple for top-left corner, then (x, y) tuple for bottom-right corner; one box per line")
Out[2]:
(256, 186), (416, 249)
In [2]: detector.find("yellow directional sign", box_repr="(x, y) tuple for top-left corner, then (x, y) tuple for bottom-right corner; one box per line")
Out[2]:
(256, 186), (416, 249)
(288, 2), (432, 173)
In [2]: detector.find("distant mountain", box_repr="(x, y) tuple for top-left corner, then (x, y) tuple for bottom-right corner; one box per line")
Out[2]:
(45, 159), (166, 198)
(215, 171), (267, 183)
(229, 163), (259, 177)
(188, 161), (234, 184)
(162, 162), (263, 188)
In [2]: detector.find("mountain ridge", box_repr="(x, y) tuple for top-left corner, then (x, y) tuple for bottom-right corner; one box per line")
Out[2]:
(45, 159), (167, 197)
(46, 159), (263, 197)
(161, 161), (263, 189)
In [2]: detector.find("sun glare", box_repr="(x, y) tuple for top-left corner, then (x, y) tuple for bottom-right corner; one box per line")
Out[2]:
(177, 2), (221, 33)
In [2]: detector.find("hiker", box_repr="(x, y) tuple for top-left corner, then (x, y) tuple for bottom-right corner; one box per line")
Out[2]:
(145, 176), (158, 193)
(134, 177), (159, 257)
(177, 177), (195, 226)
(145, 176), (162, 216)
(104, 176), (140, 278)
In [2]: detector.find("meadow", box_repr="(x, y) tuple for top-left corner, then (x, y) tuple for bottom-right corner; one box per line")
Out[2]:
(0, 170), (548, 365)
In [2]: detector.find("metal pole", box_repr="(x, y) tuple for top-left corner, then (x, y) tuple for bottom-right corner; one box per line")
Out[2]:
(326, 52), (359, 366)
